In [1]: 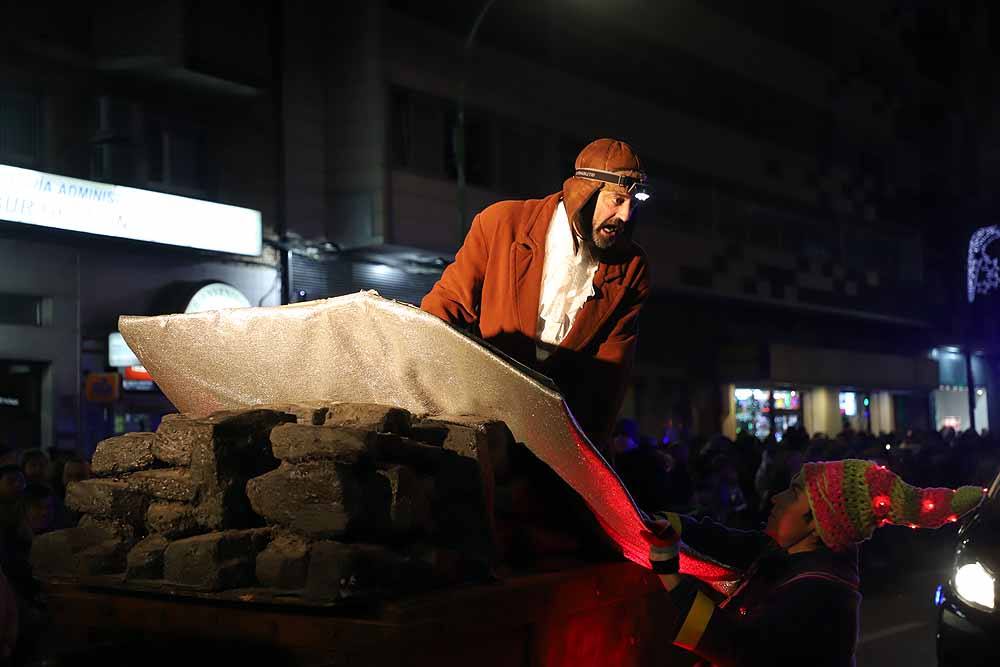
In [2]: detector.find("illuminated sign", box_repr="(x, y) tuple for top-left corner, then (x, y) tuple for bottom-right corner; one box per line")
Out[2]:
(85, 372), (120, 403)
(0, 164), (261, 255)
(839, 392), (857, 417)
(123, 365), (153, 382)
(123, 365), (155, 392)
(108, 332), (141, 367)
(185, 282), (251, 313)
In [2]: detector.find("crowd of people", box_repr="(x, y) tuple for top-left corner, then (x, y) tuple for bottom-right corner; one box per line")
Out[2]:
(611, 418), (1000, 531)
(0, 445), (91, 661)
(0, 418), (995, 661)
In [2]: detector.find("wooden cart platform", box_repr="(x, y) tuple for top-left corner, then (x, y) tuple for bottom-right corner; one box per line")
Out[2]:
(38, 561), (696, 666)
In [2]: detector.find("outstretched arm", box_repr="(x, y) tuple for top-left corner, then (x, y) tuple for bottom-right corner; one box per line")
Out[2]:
(420, 213), (491, 327)
(649, 512), (773, 572)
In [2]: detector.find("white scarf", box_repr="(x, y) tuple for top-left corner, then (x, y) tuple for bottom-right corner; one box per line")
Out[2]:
(536, 201), (599, 361)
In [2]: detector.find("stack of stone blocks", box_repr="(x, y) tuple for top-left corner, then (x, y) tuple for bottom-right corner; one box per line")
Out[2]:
(31, 403), (512, 602)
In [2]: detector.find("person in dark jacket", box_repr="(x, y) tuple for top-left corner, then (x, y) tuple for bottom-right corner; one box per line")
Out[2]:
(642, 459), (986, 666)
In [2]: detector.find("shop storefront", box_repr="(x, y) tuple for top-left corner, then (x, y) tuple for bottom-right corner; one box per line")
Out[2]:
(720, 343), (938, 441)
(0, 163), (271, 456)
(928, 348), (991, 433)
(733, 388), (802, 441)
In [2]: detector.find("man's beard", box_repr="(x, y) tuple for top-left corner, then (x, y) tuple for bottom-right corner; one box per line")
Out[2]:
(575, 197), (627, 259)
(579, 217), (627, 260)
(589, 215), (627, 251)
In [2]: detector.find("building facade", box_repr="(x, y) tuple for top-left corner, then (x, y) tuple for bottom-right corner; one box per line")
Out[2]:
(3, 1), (995, 454)
(0, 1), (281, 456)
(286, 0), (985, 441)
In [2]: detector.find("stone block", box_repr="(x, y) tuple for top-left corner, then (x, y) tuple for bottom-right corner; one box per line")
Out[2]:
(155, 409), (294, 469)
(126, 535), (170, 580)
(246, 461), (390, 539)
(269, 424), (375, 464)
(154, 415), (212, 466)
(253, 402), (330, 425)
(304, 542), (408, 601)
(126, 468), (198, 502)
(188, 409), (296, 529)
(416, 416), (513, 482)
(412, 417), (502, 556)
(78, 514), (136, 544)
(324, 403), (411, 434)
(163, 529), (270, 591)
(65, 479), (147, 525)
(377, 465), (433, 539)
(91, 433), (158, 476)
(371, 433), (454, 471)
(146, 502), (201, 539)
(255, 533), (310, 590)
(30, 526), (112, 577)
(76, 539), (129, 576)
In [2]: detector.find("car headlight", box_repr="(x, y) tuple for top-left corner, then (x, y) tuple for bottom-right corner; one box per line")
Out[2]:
(954, 561), (996, 611)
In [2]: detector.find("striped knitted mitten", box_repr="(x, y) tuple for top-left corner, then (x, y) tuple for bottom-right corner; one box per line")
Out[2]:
(642, 511), (684, 574)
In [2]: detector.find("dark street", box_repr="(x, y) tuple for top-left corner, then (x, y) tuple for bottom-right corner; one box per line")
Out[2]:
(857, 531), (954, 667)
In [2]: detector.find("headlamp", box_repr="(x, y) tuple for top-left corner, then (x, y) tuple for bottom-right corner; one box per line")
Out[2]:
(574, 168), (651, 202)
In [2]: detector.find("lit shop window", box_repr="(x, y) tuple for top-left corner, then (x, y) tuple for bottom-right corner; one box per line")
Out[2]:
(839, 392), (857, 417)
(734, 388), (801, 441)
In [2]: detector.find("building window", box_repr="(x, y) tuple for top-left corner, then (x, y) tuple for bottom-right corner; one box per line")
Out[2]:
(390, 88), (414, 170)
(390, 87), (447, 178)
(391, 86), (495, 188)
(496, 121), (552, 196)
(0, 294), (47, 327)
(0, 91), (42, 167)
(734, 387), (801, 441)
(144, 116), (206, 194)
(443, 108), (494, 188)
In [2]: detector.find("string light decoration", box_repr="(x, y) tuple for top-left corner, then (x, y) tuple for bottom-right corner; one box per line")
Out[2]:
(968, 225), (1000, 303)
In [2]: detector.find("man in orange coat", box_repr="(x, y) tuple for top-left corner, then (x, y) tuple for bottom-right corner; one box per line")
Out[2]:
(421, 138), (651, 454)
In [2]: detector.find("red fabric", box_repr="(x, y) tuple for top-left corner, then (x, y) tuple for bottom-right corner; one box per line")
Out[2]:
(420, 192), (650, 448)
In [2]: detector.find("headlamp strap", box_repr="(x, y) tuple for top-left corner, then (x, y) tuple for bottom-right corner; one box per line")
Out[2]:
(574, 168), (646, 189)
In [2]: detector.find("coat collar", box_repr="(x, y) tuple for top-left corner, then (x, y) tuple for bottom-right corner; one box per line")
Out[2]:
(513, 192), (633, 351)
(517, 192), (561, 249)
(516, 192), (629, 283)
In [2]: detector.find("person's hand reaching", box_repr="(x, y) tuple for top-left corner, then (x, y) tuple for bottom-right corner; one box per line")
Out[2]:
(641, 511), (681, 574)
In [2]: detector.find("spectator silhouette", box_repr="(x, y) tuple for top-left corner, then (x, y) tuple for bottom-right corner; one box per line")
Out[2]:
(611, 419), (675, 514)
(19, 450), (49, 488)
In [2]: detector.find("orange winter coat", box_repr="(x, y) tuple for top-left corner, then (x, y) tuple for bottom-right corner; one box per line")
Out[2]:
(421, 192), (650, 451)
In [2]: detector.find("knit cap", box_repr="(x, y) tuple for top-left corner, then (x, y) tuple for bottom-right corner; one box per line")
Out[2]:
(802, 459), (986, 552)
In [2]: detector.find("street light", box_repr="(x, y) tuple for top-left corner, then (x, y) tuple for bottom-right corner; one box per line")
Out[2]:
(454, 0), (499, 243)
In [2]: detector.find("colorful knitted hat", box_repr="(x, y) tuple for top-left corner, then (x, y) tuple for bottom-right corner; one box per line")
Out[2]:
(802, 459), (987, 551)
